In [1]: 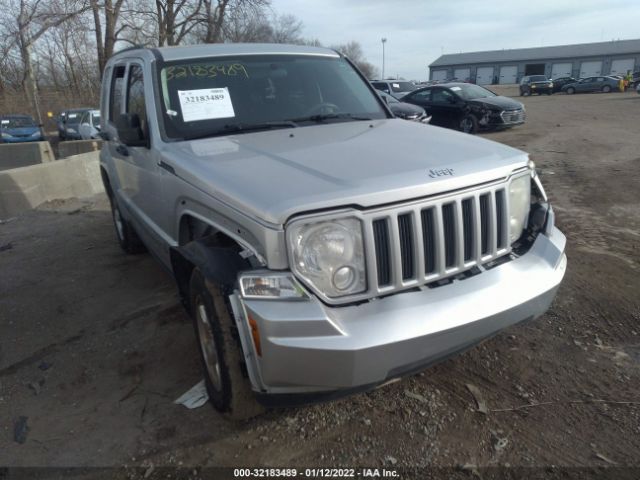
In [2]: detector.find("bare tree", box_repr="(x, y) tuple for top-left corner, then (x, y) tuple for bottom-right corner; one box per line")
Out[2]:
(331, 41), (378, 79)
(0, 0), (90, 121)
(90, 0), (126, 78)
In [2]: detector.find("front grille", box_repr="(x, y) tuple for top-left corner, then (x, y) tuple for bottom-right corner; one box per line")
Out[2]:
(501, 109), (525, 124)
(365, 183), (510, 296)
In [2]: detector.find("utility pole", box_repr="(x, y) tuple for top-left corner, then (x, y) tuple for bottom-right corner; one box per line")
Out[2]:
(381, 38), (387, 79)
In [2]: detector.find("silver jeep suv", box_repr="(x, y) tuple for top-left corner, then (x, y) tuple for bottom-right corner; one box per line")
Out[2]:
(99, 43), (567, 417)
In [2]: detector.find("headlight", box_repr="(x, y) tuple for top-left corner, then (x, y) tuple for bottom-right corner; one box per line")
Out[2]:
(288, 217), (366, 298)
(66, 127), (76, 133)
(30, 131), (41, 137)
(508, 174), (531, 243)
(1, 132), (11, 138)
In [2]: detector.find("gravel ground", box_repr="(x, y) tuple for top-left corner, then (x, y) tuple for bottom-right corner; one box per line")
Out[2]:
(1, 91), (639, 477)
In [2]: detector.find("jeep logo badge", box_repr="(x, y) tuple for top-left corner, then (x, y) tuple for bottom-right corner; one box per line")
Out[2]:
(429, 168), (454, 178)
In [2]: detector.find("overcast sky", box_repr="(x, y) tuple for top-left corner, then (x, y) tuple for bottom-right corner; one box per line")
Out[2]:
(270, 0), (638, 80)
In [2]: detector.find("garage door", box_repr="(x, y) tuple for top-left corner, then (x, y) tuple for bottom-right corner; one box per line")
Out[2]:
(476, 67), (494, 85)
(431, 69), (447, 82)
(454, 68), (470, 81)
(551, 63), (572, 79)
(580, 61), (602, 78)
(610, 58), (635, 76)
(499, 65), (518, 84)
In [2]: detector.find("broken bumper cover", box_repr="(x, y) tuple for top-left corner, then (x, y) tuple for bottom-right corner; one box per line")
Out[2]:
(235, 224), (566, 406)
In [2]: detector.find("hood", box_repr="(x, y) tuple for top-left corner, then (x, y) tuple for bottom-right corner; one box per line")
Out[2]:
(470, 96), (523, 111)
(530, 80), (552, 85)
(389, 102), (425, 118)
(163, 119), (528, 226)
(2, 126), (39, 136)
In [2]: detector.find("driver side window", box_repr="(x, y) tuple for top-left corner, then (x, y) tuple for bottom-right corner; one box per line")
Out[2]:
(432, 89), (453, 103)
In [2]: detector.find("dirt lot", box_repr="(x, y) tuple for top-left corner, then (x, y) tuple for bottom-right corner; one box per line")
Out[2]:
(1, 91), (639, 476)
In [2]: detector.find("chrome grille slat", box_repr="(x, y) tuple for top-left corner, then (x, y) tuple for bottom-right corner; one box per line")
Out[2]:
(369, 182), (513, 296)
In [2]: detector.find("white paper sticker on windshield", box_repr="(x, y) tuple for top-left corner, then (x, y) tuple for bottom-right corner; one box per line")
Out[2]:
(450, 86), (462, 91)
(392, 83), (400, 88)
(178, 88), (235, 122)
(68, 113), (78, 118)
(1, 120), (9, 125)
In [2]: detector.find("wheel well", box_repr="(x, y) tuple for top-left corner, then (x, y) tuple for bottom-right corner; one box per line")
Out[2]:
(172, 215), (247, 312)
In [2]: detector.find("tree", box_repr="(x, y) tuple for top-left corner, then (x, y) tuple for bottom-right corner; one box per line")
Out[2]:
(90, 0), (125, 78)
(331, 41), (378, 79)
(0, 0), (90, 121)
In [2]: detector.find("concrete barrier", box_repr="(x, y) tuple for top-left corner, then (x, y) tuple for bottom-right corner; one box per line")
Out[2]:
(0, 151), (104, 219)
(58, 139), (102, 159)
(0, 141), (55, 171)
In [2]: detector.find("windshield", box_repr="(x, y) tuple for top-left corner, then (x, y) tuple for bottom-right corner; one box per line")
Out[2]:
(0, 117), (36, 128)
(390, 81), (416, 93)
(452, 84), (497, 100)
(530, 75), (547, 82)
(379, 91), (399, 103)
(158, 54), (387, 140)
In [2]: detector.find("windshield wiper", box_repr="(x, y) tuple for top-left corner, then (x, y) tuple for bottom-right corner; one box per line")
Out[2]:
(183, 121), (298, 141)
(288, 113), (372, 123)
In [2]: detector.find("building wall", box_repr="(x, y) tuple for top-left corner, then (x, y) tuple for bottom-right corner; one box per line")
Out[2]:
(430, 53), (640, 83)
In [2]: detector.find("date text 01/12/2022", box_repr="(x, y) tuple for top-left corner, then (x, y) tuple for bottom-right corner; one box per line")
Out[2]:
(233, 468), (399, 477)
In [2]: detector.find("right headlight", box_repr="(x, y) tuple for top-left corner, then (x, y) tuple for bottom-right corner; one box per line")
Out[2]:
(508, 173), (532, 244)
(287, 217), (366, 299)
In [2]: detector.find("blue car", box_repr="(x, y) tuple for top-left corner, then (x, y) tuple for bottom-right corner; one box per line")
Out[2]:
(0, 115), (45, 143)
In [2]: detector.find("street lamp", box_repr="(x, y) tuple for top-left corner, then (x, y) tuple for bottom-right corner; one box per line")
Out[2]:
(381, 38), (387, 79)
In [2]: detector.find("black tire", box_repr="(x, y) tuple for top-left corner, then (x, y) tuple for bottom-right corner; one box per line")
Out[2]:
(189, 269), (264, 419)
(522, 90), (530, 97)
(109, 195), (146, 254)
(602, 85), (611, 93)
(566, 87), (575, 94)
(459, 114), (479, 134)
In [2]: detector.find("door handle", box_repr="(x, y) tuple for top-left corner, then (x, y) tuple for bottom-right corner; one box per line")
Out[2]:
(115, 144), (129, 157)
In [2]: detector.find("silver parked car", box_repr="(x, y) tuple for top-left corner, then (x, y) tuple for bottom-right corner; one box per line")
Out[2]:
(78, 109), (101, 140)
(99, 43), (567, 417)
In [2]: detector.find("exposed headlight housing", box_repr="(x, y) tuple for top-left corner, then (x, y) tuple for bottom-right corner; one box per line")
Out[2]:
(30, 130), (41, 137)
(508, 173), (531, 243)
(287, 217), (366, 299)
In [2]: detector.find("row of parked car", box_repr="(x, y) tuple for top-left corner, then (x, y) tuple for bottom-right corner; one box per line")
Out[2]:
(518, 74), (631, 96)
(0, 108), (101, 144)
(372, 80), (525, 134)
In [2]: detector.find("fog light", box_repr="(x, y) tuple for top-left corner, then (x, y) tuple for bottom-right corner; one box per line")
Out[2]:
(332, 266), (356, 291)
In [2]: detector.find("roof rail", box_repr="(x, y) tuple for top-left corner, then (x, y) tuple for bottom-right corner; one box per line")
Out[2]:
(113, 44), (147, 55)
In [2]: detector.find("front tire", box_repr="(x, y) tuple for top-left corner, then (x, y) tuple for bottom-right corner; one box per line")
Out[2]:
(189, 269), (263, 419)
(459, 114), (479, 134)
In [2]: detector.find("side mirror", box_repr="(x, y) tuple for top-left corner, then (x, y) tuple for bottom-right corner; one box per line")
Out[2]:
(115, 113), (145, 147)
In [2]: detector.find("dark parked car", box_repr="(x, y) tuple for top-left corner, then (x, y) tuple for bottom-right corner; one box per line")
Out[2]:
(378, 90), (430, 122)
(57, 108), (93, 140)
(552, 76), (577, 93)
(370, 80), (417, 99)
(519, 75), (553, 96)
(0, 115), (45, 143)
(562, 76), (620, 94)
(402, 83), (525, 134)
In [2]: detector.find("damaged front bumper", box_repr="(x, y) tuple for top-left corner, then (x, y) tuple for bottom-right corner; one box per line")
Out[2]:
(230, 218), (566, 407)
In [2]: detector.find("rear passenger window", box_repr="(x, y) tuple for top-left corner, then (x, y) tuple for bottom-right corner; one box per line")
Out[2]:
(109, 66), (126, 122)
(127, 65), (147, 127)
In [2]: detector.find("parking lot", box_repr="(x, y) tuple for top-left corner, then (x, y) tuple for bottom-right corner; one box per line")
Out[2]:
(1, 91), (639, 471)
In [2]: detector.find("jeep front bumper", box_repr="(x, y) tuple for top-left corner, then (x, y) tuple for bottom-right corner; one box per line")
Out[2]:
(232, 223), (566, 406)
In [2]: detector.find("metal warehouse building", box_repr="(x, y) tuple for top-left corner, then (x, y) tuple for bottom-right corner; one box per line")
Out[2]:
(429, 39), (640, 85)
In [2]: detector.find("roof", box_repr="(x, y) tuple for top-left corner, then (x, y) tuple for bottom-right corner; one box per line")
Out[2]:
(430, 38), (640, 67)
(113, 43), (340, 62)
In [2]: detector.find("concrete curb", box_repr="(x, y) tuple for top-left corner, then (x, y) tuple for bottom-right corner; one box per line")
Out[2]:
(0, 151), (104, 219)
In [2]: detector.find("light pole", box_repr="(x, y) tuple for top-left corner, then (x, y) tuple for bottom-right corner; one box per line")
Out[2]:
(381, 38), (387, 79)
